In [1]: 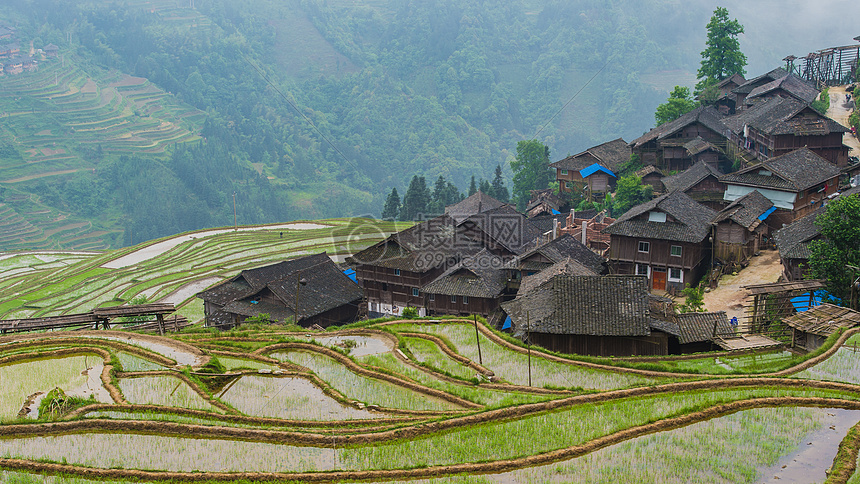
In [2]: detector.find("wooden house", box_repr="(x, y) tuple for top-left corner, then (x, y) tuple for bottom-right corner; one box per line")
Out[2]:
(550, 138), (630, 198)
(0, 43), (20, 58)
(744, 73), (820, 106)
(352, 191), (542, 318)
(501, 274), (664, 356)
(731, 67), (788, 109)
(651, 311), (734, 354)
(44, 44), (59, 58)
(421, 250), (507, 317)
(721, 96), (849, 167)
(196, 253), (363, 329)
(711, 190), (775, 263)
(603, 191), (717, 293)
(773, 205), (824, 281)
(630, 106), (727, 171)
(720, 147), (841, 227)
(0, 28), (12, 40)
(661, 161), (727, 210)
(509, 233), (606, 279)
(635, 165), (665, 193)
(783, 304), (860, 351)
(710, 73), (746, 114)
(525, 188), (562, 218)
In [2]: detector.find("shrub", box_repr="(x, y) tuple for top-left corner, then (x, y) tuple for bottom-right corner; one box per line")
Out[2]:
(401, 306), (418, 319)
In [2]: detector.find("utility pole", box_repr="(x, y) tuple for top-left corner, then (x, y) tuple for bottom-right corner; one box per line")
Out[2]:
(232, 192), (237, 230)
(848, 265), (860, 311)
(526, 311), (531, 387)
(473, 315), (482, 365)
(295, 273), (307, 325)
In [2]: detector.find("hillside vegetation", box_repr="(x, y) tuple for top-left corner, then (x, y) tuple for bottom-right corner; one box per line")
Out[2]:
(1, 0), (717, 248)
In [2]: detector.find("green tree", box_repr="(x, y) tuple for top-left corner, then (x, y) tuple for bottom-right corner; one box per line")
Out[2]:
(429, 175), (462, 214)
(399, 175), (430, 221)
(479, 179), (491, 195)
(488, 164), (509, 203)
(510, 140), (552, 211)
(381, 187), (401, 220)
(654, 86), (697, 126)
(468, 176), (478, 196)
(807, 194), (860, 305)
(611, 174), (652, 217)
(696, 7), (746, 93)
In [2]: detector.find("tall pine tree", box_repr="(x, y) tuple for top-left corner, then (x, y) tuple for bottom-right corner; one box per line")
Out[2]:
(399, 175), (430, 221)
(381, 187), (401, 220)
(489, 164), (509, 203)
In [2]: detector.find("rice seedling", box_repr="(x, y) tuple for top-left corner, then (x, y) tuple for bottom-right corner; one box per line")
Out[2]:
(114, 351), (165, 372)
(0, 355), (103, 422)
(793, 347), (860, 385)
(386, 323), (659, 390)
(76, 335), (197, 366)
(84, 410), (265, 429)
(269, 350), (463, 411)
(216, 356), (279, 371)
(117, 375), (220, 412)
(359, 353), (551, 407)
(401, 336), (478, 381)
(0, 433), (333, 473)
(218, 375), (384, 420)
(0, 471), (123, 484)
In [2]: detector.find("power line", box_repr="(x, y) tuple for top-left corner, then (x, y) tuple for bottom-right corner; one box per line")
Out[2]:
(531, 60), (610, 141)
(241, 54), (360, 174)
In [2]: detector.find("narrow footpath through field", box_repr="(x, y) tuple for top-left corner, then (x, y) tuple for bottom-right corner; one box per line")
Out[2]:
(827, 86), (859, 157)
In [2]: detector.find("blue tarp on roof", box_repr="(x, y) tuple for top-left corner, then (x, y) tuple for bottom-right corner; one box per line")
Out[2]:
(758, 206), (777, 221)
(343, 268), (357, 283)
(502, 315), (512, 330)
(790, 290), (828, 312)
(551, 209), (561, 215)
(579, 163), (616, 179)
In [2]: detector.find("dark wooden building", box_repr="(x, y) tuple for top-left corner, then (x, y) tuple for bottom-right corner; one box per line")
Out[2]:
(630, 106), (727, 171)
(651, 311), (734, 354)
(783, 304), (860, 351)
(730, 67), (788, 109)
(721, 96), (849, 167)
(550, 138), (630, 198)
(720, 147), (841, 227)
(603, 191), (717, 293)
(197, 253), (363, 329)
(744, 73), (820, 106)
(661, 160), (727, 210)
(712, 190), (775, 264)
(773, 205), (825, 281)
(421, 250), (508, 317)
(635, 165), (665, 193)
(501, 274), (664, 356)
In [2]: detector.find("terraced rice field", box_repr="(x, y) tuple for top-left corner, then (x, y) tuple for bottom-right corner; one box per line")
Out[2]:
(2, 318), (860, 483)
(0, 217), (407, 323)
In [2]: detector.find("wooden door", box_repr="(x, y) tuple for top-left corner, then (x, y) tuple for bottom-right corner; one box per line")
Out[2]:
(652, 269), (667, 291)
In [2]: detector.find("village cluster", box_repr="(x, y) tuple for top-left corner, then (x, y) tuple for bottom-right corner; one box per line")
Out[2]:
(198, 66), (860, 358)
(0, 25), (58, 76)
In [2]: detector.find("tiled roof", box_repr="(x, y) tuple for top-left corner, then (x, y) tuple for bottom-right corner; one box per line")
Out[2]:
(266, 259), (363, 320)
(513, 234), (606, 275)
(715, 73), (746, 90)
(550, 138), (631, 172)
(603, 191), (717, 243)
(462, 204), (544, 255)
(774, 205), (824, 260)
(723, 96), (847, 137)
(421, 250), (507, 298)
(517, 258), (598, 295)
(746, 74), (819, 104)
(712, 189), (774, 229)
(649, 317), (681, 337)
(631, 106), (726, 148)
(732, 67), (788, 95)
(445, 191), (506, 224)
(635, 165), (664, 178)
(684, 137), (720, 156)
(662, 161), (724, 193)
(676, 311), (732, 344)
(197, 280), (252, 307)
(720, 148), (841, 192)
(501, 274), (650, 338)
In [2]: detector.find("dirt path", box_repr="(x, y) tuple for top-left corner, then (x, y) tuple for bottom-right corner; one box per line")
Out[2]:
(827, 86), (859, 158)
(702, 250), (784, 328)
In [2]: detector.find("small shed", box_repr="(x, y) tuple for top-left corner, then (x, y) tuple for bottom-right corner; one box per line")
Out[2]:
(712, 190), (775, 263)
(783, 303), (860, 351)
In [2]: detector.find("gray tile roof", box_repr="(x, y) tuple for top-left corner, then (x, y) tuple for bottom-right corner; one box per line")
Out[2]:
(602, 191), (717, 243)
(445, 191), (506, 224)
(746, 74), (819, 104)
(512, 233), (606, 275)
(675, 311), (732, 344)
(501, 274), (650, 338)
(662, 160), (724, 193)
(722, 96), (847, 137)
(684, 137), (721, 156)
(462, 204), (544, 255)
(732, 67), (788, 95)
(550, 138), (631, 172)
(720, 148), (841, 192)
(712, 189), (774, 229)
(631, 106), (726, 148)
(517, 258), (599, 295)
(267, 259), (363, 320)
(774, 206), (824, 260)
(421, 250), (507, 298)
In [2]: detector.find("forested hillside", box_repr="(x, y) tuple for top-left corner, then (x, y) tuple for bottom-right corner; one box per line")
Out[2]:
(0, 0), (805, 248)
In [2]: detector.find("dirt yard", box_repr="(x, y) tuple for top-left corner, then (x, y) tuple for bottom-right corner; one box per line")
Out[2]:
(701, 250), (784, 328)
(827, 86), (859, 158)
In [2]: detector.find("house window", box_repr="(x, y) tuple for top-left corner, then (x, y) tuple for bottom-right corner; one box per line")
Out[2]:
(394, 269), (401, 276)
(451, 295), (457, 303)
(668, 268), (683, 282)
(561, 169), (569, 175)
(462, 296), (469, 304)
(670, 245), (682, 257)
(648, 211), (667, 223)
(565, 181), (573, 189)
(382, 283), (388, 291)
(429, 294), (435, 301)
(635, 264), (649, 277)
(412, 288), (419, 297)
(638, 241), (650, 253)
